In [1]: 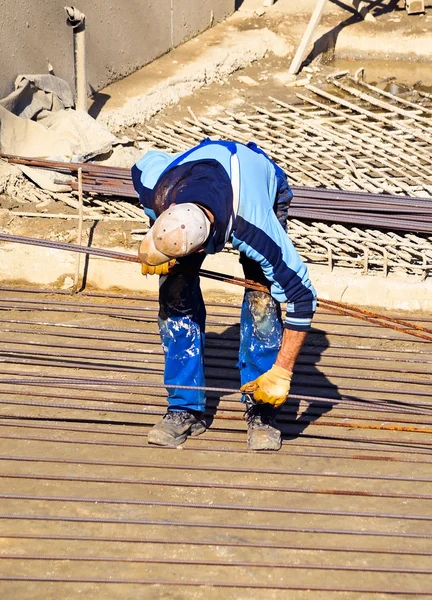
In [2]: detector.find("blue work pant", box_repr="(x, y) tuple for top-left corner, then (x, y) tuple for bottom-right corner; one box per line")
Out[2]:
(158, 253), (283, 412)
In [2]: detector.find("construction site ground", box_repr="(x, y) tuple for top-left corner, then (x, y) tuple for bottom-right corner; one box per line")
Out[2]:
(1, 0), (432, 309)
(0, 0), (432, 597)
(0, 288), (431, 598)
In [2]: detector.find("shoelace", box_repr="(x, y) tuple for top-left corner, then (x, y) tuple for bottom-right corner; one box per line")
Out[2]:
(244, 399), (275, 427)
(164, 411), (190, 424)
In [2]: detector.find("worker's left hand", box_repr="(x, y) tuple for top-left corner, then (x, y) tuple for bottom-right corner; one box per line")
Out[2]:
(141, 260), (176, 276)
(241, 364), (293, 408)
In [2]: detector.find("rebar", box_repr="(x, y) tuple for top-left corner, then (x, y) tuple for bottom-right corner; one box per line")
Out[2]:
(1, 232), (431, 340)
(0, 513), (430, 539)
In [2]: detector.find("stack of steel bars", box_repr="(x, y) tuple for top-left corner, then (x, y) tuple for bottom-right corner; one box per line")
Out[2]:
(2, 153), (432, 233)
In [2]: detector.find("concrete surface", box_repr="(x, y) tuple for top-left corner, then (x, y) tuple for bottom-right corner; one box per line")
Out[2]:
(0, 288), (430, 598)
(0, 0), (234, 99)
(96, 24), (292, 132)
(94, 0), (432, 132)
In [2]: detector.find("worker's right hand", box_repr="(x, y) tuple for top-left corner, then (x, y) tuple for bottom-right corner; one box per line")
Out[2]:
(141, 260), (176, 276)
(241, 364), (293, 408)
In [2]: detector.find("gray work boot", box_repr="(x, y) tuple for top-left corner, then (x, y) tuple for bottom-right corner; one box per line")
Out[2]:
(244, 396), (282, 451)
(148, 410), (206, 447)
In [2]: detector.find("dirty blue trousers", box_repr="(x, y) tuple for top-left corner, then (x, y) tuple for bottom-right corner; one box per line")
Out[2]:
(158, 253), (283, 413)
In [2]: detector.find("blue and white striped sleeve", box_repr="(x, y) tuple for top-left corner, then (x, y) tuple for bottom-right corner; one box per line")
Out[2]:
(232, 210), (317, 331)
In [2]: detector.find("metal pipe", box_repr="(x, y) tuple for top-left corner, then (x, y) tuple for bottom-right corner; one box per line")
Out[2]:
(65, 6), (88, 112)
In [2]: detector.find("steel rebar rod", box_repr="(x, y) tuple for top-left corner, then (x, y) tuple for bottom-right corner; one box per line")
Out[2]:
(1, 233), (431, 340)
(2, 370), (432, 404)
(2, 532), (430, 556)
(3, 385), (430, 423)
(3, 388), (431, 421)
(0, 513), (430, 538)
(2, 370), (432, 406)
(3, 395), (431, 434)
(1, 426), (430, 458)
(3, 331), (431, 367)
(1, 470), (430, 498)
(0, 492), (430, 520)
(2, 553), (432, 575)
(1, 454), (429, 483)
(0, 576), (429, 594)
(3, 333), (432, 369)
(4, 347), (432, 389)
(1, 314), (431, 350)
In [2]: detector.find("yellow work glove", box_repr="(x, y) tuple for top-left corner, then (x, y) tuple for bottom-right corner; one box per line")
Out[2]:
(141, 260), (176, 276)
(240, 364), (293, 408)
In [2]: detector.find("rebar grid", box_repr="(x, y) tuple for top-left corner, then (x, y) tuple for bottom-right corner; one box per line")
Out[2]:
(2, 74), (432, 280)
(0, 288), (431, 594)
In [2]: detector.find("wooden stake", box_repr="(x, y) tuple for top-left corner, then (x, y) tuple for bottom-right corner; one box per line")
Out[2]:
(288, 0), (328, 76)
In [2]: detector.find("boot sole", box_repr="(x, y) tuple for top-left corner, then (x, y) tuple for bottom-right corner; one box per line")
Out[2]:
(147, 429), (187, 447)
(148, 422), (206, 447)
(247, 429), (281, 451)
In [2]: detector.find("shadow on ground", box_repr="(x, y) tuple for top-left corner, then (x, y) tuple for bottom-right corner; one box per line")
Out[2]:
(303, 0), (402, 68)
(204, 323), (340, 439)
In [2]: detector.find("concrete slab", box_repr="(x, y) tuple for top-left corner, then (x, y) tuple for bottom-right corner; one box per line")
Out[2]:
(0, 288), (430, 597)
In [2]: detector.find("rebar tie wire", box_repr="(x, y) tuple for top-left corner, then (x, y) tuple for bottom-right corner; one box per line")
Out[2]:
(1, 232), (431, 342)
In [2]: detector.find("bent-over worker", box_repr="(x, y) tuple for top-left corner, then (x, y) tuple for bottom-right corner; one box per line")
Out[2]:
(132, 138), (317, 451)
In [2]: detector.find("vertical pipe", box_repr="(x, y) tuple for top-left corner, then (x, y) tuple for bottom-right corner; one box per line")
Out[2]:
(65, 6), (88, 112)
(288, 0), (328, 76)
(73, 167), (84, 292)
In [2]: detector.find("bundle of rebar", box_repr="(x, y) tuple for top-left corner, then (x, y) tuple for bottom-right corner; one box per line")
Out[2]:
(2, 154), (432, 233)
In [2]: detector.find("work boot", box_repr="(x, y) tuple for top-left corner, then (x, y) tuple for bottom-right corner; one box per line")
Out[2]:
(148, 410), (206, 447)
(244, 395), (282, 451)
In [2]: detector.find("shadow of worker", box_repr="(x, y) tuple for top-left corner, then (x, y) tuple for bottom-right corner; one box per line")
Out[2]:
(203, 321), (243, 430)
(278, 326), (340, 443)
(202, 317), (339, 441)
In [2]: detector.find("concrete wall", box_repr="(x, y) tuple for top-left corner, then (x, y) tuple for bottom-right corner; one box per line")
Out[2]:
(0, 0), (235, 99)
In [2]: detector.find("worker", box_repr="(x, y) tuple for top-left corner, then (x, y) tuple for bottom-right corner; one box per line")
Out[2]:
(132, 138), (317, 451)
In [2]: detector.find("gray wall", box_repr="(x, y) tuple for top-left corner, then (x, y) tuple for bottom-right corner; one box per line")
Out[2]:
(0, 0), (235, 99)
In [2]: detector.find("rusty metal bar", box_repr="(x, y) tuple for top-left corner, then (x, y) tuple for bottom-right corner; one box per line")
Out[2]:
(1, 468), (430, 496)
(3, 382), (431, 420)
(1, 454), (430, 483)
(1, 313), (431, 354)
(1, 493), (431, 521)
(1, 423), (431, 460)
(1, 552), (432, 574)
(1, 532), (430, 556)
(0, 513), (430, 538)
(3, 332), (432, 368)
(0, 575), (429, 594)
(3, 347), (432, 390)
(1, 235), (432, 340)
(3, 396), (432, 435)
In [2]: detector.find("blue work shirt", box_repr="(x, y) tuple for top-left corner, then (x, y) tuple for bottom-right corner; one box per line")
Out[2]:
(132, 138), (317, 331)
